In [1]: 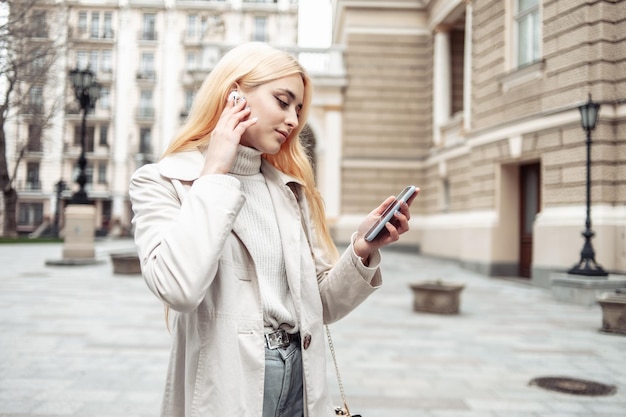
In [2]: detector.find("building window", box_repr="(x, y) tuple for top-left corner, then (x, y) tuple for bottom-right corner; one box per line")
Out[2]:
(18, 203), (43, 226)
(139, 52), (155, 79)
(186, 52), (198, 70)
(253, 16), (267, 42)
(29, 86), (43, 113)
(32, 10), (47, 38)
(516, 0), (540, 67)
(139, 90), (153, 118)
(90, 12), (100, 38)
(76, 50), (88, 69)
(103, 12), (113, 38)
(26, 162), (41, 190)
(29, 55), (46, 77)
(78, 11), (88, 33)
(102, 50), (112, 72)
(99, 88), (110, 110)
(86, 164), (94, 185)
(142, 13), (156, 40)
(201, 16), (209, 36)
(187, 14), (198, 37)
(89, 50), (99, 73)
(139, 128), (152, 154)
(97, 162), (108, 184)
(27, 125), (42, 152)
(100, 125), (109, 146)
(185, 90), (195, 113)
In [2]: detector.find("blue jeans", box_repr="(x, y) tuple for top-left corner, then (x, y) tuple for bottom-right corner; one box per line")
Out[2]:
(263, 336), (304, 417)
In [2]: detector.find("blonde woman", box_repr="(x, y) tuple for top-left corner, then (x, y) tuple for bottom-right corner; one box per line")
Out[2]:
(129, 42), (416, 417)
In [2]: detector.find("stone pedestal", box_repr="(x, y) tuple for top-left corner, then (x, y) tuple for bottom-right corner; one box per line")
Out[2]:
(110, 253), (141, 275)
(62, 204), (96, 260)
(409, 281), (465, 314)
(551, 273), (626, 307)
(46, 205), (100, 266)
(597, 292), (626, 335)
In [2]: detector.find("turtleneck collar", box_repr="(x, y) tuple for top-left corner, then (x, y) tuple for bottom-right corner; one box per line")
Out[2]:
(230, 145), (263, 176)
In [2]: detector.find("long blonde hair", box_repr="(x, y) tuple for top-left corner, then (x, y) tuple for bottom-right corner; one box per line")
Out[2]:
(164, 41), (338, 258)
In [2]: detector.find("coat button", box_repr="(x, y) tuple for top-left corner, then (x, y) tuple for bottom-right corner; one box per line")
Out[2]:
(302, 334), (312, 350)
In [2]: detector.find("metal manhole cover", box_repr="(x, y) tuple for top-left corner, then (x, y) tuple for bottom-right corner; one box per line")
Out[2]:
(529, 376), (616, 396)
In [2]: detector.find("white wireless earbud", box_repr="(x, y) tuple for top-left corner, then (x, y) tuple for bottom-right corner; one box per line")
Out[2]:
(228, 90), (241, 103)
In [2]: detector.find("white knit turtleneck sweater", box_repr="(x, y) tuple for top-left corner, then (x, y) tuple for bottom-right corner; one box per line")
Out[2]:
(229, 145), (297, 334)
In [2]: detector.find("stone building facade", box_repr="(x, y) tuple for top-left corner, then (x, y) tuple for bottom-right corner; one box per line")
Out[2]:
(6, 0), (625, 284)
(7, 0), (306, 237)
(332, 0), (625, 284)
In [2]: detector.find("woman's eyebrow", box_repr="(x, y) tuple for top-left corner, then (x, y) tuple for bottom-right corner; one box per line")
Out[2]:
(277, 88), (297, 101)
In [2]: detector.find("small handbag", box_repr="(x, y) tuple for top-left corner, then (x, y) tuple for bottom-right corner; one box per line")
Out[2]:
(325, 325), (362, 417)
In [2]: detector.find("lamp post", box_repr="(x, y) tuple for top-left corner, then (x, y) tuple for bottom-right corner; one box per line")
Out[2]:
(68, 67), (100, 205)
(568, 94), (608, 277)
(52, 179), (66, 238)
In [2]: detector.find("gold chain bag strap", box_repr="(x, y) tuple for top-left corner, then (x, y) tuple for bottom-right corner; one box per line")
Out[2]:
(325, 325), (362, 417)
(290, 184), (362, 416)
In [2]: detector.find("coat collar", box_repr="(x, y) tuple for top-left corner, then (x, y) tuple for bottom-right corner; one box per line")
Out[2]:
(157, 148), (303, 187)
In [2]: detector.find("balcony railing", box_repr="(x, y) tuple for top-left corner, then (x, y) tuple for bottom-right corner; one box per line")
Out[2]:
(136, 71), (156, 81)
(138, 31), (158, 41)
(20, 104), (44, 115)
(71, 27), (115, 42)
(26, 142), (43, 153)
(181, 45), (346, 79)
(136, 107), (155, 120)
(17, 181), (42, 191)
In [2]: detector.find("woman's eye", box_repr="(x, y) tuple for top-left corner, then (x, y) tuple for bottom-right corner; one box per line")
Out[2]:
(275, 96), (289, 109)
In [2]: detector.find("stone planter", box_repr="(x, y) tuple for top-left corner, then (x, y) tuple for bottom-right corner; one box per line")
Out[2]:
(597, 290), (626, 335)
(110, 252), (141, 275)
(409, 280), (465, 314)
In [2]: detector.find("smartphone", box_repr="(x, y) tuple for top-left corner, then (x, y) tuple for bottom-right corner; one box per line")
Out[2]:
(364, 185), (417, 242)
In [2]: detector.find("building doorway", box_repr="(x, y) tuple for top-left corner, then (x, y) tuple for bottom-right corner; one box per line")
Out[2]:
(519, 163), (541, 278)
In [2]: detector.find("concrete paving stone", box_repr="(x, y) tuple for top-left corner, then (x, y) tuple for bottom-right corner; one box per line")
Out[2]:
(585, 401), (626, 413)
(428, 412), (500, 417)
(0, 397), (42, 414)
(31, 400), (85, 415)
(464, 398), (550, 412)
(2, 240), (626, 416)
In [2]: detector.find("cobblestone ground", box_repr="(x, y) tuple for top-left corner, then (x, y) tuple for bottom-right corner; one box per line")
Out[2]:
(0, 239), (625, 417)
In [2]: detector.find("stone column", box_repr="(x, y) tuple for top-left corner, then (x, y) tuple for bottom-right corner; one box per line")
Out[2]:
(463, 1), (473, 132)
(322, 106), (342, 221)
(432, 25), (452, 147)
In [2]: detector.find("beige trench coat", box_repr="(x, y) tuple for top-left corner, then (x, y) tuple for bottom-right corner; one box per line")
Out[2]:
(129, 149), (382, 417)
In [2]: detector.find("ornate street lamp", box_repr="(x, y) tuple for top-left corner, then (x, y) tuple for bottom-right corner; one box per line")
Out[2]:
(68, 67), (101, 205)
(568, 94), (608, 277)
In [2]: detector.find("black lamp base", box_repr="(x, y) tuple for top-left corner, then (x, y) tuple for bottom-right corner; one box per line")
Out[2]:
(568, 260), (609, 277)
(68, 190), (92, 205)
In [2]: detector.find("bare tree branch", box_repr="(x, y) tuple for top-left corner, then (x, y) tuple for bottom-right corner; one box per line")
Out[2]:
(1, 0), (64, 236)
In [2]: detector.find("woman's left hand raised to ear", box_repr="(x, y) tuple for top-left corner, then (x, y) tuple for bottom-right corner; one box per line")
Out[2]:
(201, 95), (258, 176)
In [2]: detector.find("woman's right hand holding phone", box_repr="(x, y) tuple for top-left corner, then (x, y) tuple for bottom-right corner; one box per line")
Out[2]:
(353, 187), (419, 264)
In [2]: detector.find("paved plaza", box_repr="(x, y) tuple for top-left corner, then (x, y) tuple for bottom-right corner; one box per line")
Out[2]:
(0, 238), (625, 417)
